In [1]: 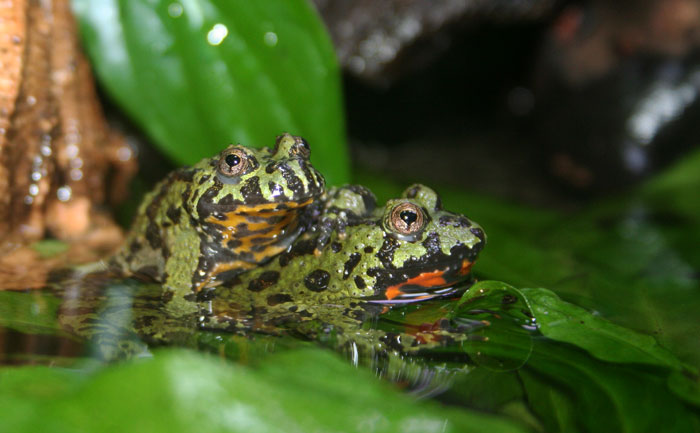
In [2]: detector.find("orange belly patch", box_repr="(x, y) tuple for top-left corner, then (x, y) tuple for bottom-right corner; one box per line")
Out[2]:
(383, 259), (473, 300)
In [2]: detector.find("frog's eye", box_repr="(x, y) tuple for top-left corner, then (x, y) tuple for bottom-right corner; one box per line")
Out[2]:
(389, 202), (425, 236)
(218, 148), (249, 177)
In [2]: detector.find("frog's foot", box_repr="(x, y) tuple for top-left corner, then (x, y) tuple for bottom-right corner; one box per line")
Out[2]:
(314, 213), (348, 253)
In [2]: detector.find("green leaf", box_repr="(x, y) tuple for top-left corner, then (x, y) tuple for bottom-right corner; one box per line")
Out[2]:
(667, 370), (700, 408)
(522, 287), (686, 371)
(521, 340), (696, 433)
(0, 348), (530, 433)
(518, 369), (578, 433)
(72, 0), (349, 185)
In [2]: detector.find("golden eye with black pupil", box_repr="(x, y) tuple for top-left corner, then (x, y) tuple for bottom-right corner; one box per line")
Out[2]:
(389, 202), (425, 235)
(218, 148), (249, 177)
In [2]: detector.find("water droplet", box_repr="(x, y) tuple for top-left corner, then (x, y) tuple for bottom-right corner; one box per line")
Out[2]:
(70, 157), (83, 169)
(69, 168), (83, 181)
(66, 144), (79, 158)
(116, 145), (133, 161)
(24, 196), (34, 205)
(28, 184), (39, 196)
(168, 2), (183, 18)
(66, 132), (80, 145)
(349, 56), (366, 74)
(263, 31), (278, 47)
(31, 171), (41, 181)
(207, 23), (228, 46)
(26, 95), (36, 106)
(57, 186), (72, 202)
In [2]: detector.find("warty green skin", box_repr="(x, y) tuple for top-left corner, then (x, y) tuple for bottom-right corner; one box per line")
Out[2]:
(205, 184), (486, 327)
(111, 134), (325, 313)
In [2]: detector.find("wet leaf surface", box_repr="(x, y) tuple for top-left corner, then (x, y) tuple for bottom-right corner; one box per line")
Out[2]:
(0, 349), (529, 433)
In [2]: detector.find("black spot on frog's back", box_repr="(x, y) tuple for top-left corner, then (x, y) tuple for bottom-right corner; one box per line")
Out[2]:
(278, 163), (304, 197)
(246, 271), (280, 292)
(145, 222), (163, 250)
(279, 238), (316, 267)
(304, 269), (330, 292)
(422, 232), (441, 254)
(240, 176), (264, 203)
(343, 253), (361, 280)
(166, 206), (181, 224)
(267, 293), (293, 306)
(376, 237), (399, 268)
(129, 240), (142, 253)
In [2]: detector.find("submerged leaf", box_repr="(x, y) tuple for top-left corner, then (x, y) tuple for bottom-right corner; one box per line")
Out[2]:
(453, 281), (535, 371)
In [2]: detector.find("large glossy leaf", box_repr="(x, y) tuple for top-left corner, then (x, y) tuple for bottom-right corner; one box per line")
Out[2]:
(0, 348), (529, 433)
(521, 287), (686, 370)
(521, 340), (697, 433)
(72, 0), (349, 185)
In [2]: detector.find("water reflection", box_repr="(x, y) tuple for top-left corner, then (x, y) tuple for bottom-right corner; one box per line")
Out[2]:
(0, 271), (537, 394)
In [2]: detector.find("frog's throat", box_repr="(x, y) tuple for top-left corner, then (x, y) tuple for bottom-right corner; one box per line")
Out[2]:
(193, 199), (312, 292)
(204, 199), (312, 254)
(381, 259), (473, 302)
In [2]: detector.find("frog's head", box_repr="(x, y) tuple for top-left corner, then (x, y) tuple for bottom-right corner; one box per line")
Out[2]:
(189, 134), (325, 220)
(359, 184), (485, 303)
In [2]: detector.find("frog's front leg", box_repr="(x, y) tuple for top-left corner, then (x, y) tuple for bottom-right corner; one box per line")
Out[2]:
(314, 185), (376, 255)
(159, 227), (204, 314)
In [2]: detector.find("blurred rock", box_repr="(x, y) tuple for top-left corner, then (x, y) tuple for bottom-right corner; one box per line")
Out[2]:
(313, 0), (556, 85)
(534, 0), (700, 192)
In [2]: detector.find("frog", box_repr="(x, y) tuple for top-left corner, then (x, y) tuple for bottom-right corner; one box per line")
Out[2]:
(110, 133), (325, 311)
(204, 184), (486, 331)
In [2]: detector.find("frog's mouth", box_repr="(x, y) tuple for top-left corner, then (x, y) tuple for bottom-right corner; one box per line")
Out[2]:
(366, 257), (475, 305)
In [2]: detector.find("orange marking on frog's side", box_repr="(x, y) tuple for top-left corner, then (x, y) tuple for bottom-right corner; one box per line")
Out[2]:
(384, 269), (449, 300)
(193, 260), (257, 292)
(383, 259), (474, 301)
(457, 259), (473, 276)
